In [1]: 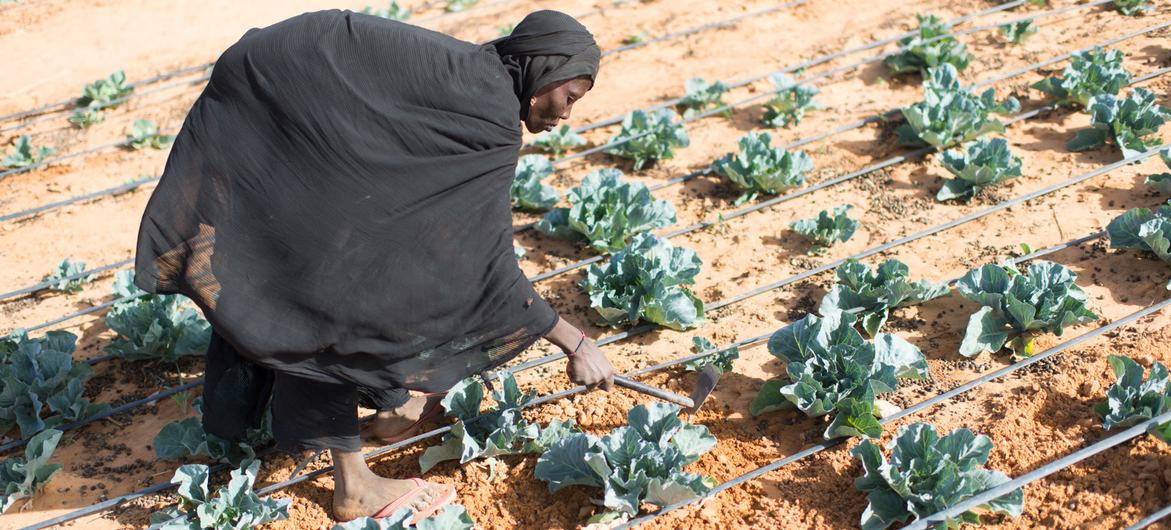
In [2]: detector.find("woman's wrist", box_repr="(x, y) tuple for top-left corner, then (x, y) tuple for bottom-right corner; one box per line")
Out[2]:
(544, 316), (584, 352)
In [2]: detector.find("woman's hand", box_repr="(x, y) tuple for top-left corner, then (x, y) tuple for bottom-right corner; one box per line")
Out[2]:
(543, 316), (616, 391)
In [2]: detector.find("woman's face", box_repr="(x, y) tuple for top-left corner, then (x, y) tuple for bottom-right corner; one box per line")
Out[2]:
(525, 77), (593, 134)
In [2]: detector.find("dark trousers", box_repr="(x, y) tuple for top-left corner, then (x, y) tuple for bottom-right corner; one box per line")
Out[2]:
(203, 332), (409, 452)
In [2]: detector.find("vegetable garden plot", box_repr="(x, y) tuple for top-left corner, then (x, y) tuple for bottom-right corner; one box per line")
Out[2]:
(2, 2), (1171, 526)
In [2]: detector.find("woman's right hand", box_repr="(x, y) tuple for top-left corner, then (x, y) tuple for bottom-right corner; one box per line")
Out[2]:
(566, 336), (615, 391)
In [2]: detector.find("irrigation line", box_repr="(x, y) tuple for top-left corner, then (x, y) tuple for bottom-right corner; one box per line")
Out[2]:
(1126, 503), (1171, 530)
(621, 296), (1171, 528)
(0, 0), (1088, 225)
(18, 218), (1145, 528)
(0, 258), (132, 301)
(601, 1), (810, 56)
(905, 410), (1171, 529)
(0, 177), (158, 224)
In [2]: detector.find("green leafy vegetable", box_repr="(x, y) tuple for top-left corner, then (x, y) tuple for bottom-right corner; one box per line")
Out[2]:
(2, 135), (56, 169)
(761, 73), (820, 128)
(444, 0), (477, 12)
(1113, 0), (1152, 16)
(0, 429), (63, 514)
(1032, 47), (1131, 108)
(622, 31), (649, 45)
(0, 330), (108, 439)
(956, 261), (1097, 357)
(605, 109), (690, 170)
(535, 169), (676, 254)
(511, 154), (559, 211)
(150, 460), (289, 529)
(530, 124), (586, 158)
(154, 397), (273, 466)
(936, 137), (1023, 201)
(884, 14), (973, 76)
(332, 505), (476, 530)
(713, 131), (813, 205)
(76, 70), (133, 108)
(126, 119), (175, 150)
(1067, 88), (1169, 159)
(41, 258), (96, 294)
(67, 108), (105, 128)
(678, 77), (730, 119)
(419, 373), (578, 473)
(819, 259), (949, 337)
(750, 311), (929, 439)
(1144, 149), (1171, 193)
(999, 20), (1036, 45)
(790, 204), (860, 255)
(685, 337), (738, 373)
(852, 422), (1023, 530)
(360, 1), (410, 20)
(897, 64), (1020, 148)
(534, 402), (716, 517)
(1094, 355), (1171, 442)
(1106, 201), (1171, 288)
(104, 270), (211, 362)
(579, 233), (704, 330)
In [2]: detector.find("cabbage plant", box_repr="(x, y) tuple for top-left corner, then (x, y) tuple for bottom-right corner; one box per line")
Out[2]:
(751, 311), (929, 439)
(1107, 201), (1171, 288)
(761, 73), (820, 128)
(41, 258), (96, 294)
(884, 13), (973, 76)
(71, 70), (133, 128)
(360, 1), (410, 20)
(535, 169), (676, 254)
(999, 20), (1036, 45)
(150, 460), (289, 530)
(956, 261), (1097, 357)
(333, 505), (475, 530)
(579, 233), (704, 330)
(530, 124), (586, 158)
(790, 204), (860, 255)
(444, 0), (477, 12)
(897, 64), (1020, 149)
(686, 336), (738, 373)
(154, 397), (273, 467)
(0, 330), (108, 439)
(535, 402), (716, 518)
(851, 423), (1024, 530)
(419, 373), (577, 473)
(126, 119), (175, 150)
(678, 77), (730, 119)
(820, 259), (949, 337)
(510, 154), (559, 211)
(936, 137), (1023, 201)
(713, 131), (813, 204)
(2, 135), (55, 169)
(1145, 149), (1171, 193)
(1032, 47), (1131, 108)
(0, 429), (63, 514)
(1113, 0), (1152, 16)
(1067, 88), (1169, 159)
(605, 109), (690, 170)
(1095, 355), (1171, 443)
(104, 270), (212, 362)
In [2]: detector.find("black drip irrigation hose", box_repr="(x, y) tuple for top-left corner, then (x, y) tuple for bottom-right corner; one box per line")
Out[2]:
(1127, 503), (1171, 530)
(0, 0), (1054, 226)
(905, 410), (1171, 529)
(600, 0), (811, 57)
(620, 297), (1171, 528)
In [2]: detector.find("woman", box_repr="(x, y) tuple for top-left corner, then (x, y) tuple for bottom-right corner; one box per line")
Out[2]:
(133, 9), (615, 522)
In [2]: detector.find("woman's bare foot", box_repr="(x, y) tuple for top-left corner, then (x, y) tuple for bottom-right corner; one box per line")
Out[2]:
(331, 449), (451, 521)
(367, 394), (444, 441)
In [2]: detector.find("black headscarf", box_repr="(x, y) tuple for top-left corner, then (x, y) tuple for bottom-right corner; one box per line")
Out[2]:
(133, 9), (599, 394)
(491, 10), (601, 119)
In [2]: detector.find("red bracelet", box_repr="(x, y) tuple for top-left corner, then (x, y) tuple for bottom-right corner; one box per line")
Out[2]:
(565, 330), (586, 357)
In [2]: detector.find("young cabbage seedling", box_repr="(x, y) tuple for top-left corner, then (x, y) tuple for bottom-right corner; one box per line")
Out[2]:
(2, 135), (56, 169)
(936, 137), (1023, 201)
(535, 168), (677, 254)
(360, 0), (410, 20)
(126, 119), (175, 150)
(0, 429), (63, 514)
(1144, 149), (1171, 193)
(579, 233), (705, 330)
(40, 258), (97, 294)
(819, 258), (949, 337)
(103, 270), (211, 363)
(884, 13), (973, 76)
(331, 505), (476, 530)
(529, 123), (586, 158)
(761, 73), (820, 128)
(1000, 20), (1037, 45)
(605, 109), (690, 170)
(897, 64), (1020, 149)
(0, 331), (109, 439)
(1113, 0), (1153, 16)
(790, 204), (860, 255)
(713, 131), (813, 205)
(678, 77), (731, 120)
(150, 460), (290, 529)
(1032, 47), (1131, 108)
(1095, 355), (1171, 443)
(1067, 88), (1169, 159)
(1107, 200), (1171, 289)
(510, 154), (559, 211)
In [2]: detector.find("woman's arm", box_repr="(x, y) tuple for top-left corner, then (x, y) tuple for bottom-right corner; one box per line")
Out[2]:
(544, 316), (616, 391)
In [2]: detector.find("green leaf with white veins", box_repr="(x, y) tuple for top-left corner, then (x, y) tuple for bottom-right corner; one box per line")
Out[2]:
(1068, 88), (1170, 159)
(510, 154), (559, 211)
(1144, 149), (1171, 193)
(761, 74), (820, 128)
(897, 64), (1019, 149)
(2, 135), (56, 169)
(684, 336), (738, 373)
(884, 13), (973, 76)
(679, 77), (730, 119)
(605, 109), (690, 170)
(103, 270), (211, 363)
(126, 119), (175, 150)
(1000, 20), (1036, 45)
(0, 330), (108, 438)
(41, 258), (97, 294)
(0, 429), (63, 514)
(790, 204), (860, 255)
(530, 124), (586, 158)
(535, 169), (676, 254)
(714, 131), (812, 204)
(156, 460), (289, 529)
(819, 258), (949, 337)
(1094, 355), (1171, 432)
(580, 233), (704, 330)
(76, 70), (132, 108)
(936, 137), (1023, 201)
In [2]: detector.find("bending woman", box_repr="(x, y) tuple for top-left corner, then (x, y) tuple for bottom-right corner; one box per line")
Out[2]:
(132, 9), (615, 522)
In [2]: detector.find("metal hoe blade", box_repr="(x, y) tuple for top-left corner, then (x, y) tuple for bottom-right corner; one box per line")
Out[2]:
(611, 363), (722, 415)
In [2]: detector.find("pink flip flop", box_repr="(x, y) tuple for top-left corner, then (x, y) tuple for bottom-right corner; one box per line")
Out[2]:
(372, 477), (457, 523)
(377, 393), (446, 444)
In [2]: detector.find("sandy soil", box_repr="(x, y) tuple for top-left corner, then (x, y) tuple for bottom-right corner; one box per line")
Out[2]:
(1, 0), (1170, 528)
